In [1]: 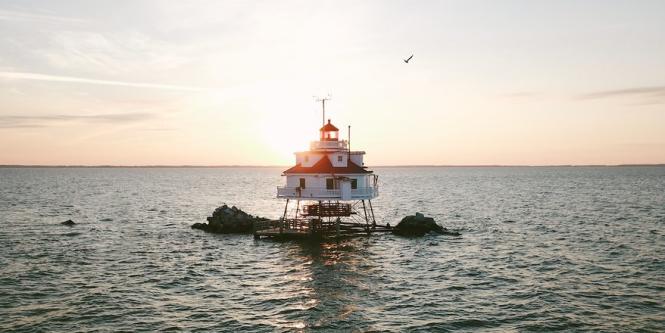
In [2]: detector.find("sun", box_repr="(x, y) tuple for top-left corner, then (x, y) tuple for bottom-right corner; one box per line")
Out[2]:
(258, 110), (317, 164)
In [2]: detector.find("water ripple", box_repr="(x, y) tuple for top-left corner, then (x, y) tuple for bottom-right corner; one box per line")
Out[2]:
(1, 167), (664, 332)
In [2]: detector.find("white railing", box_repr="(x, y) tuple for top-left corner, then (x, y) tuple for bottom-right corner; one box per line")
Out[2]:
(310, 140), (348, 151)
(276, 186), (378, 199)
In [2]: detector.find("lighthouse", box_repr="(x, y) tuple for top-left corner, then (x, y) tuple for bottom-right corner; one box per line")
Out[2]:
(256, 100), (380, 238)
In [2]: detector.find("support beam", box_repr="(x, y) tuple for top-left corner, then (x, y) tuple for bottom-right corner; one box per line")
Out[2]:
(283, 198), (290, 220)
(281, 198), (289, 233)
(336, 217), (341, 238)
(361, 200), (370, 235)
(368, 200), (376, 227)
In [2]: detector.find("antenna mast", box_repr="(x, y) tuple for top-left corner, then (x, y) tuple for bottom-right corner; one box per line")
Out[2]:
(314, 95), (331, 126)
(348, 125), (351, 159)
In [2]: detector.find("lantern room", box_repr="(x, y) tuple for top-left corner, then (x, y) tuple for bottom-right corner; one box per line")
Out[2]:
(320, 119), (339, 141)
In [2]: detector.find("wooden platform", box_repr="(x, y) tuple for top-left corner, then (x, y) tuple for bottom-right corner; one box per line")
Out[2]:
(253, 218), (392, 240)
(254, 227), (311, 239)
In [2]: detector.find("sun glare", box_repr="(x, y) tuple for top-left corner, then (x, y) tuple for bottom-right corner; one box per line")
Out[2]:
(259, 111), (316, 163)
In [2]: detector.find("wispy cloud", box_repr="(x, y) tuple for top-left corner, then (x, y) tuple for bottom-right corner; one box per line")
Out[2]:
(41, 31), (192, 75)
(0, 8), (86, 24)
(499, 91), (540, 99)
(0, 72), (203, 91)
(0, 113), (155, 129)
(577, 86), (665, 103)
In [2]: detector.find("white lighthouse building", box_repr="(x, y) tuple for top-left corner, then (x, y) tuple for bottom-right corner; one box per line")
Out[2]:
(257, 101), (379, 238)
(277, 119), (378, 202)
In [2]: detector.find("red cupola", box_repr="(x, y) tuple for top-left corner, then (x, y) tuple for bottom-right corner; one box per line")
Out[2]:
(320, 119), (339, 141)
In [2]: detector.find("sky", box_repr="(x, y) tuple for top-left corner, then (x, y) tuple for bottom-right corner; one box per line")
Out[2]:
(1, 0), (664, 166)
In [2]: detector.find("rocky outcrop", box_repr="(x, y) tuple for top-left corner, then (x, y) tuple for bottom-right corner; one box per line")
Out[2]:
(61, 219), (76, 226)
(393, 213), (460, 237)
(192, 204), (269, 234)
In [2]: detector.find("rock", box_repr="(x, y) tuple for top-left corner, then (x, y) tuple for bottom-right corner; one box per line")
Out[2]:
(439, 227), (461, 237)
(192, 204), (269, 234)
(61, 219), (76, 226)
(393, 213), (460, 237)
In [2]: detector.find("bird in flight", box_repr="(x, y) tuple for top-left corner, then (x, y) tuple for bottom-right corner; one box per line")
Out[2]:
(403, 54), (414, 63)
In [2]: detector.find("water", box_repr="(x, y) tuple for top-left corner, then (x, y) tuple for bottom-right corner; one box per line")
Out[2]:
(1, 166), (664, 332)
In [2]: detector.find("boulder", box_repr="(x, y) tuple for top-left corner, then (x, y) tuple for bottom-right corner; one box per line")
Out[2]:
(192, 204), (269, 234)
(393, 213), (460, 237)
(61, 219), (76, 226)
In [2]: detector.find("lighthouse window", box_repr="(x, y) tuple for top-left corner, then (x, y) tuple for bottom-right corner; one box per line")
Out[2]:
(299, 178), (306, 189)
(351, 179), (358, 189)
(326, 178), (335, 190)
(337, 155), (343, 162)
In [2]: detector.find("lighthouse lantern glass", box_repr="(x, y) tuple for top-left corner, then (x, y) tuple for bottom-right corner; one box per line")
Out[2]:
(321, 130), (338, 141)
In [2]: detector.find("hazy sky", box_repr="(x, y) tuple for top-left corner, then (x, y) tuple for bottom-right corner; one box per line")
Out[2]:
(1, 0), (664, 165)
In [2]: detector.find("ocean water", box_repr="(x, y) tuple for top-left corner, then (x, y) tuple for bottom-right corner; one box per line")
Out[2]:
(1, 166), (664, 332)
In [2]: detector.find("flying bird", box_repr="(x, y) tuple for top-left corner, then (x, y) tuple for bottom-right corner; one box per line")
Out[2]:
(403, 54), (414, 63)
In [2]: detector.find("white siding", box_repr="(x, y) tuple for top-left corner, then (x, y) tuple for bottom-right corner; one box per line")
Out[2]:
(295, 153), (323, 167)
(286, 176), (299, 188)
(286, 174), (371, 189)
(296, 148), (364, 168)
(329, 153), (347, 167)
(286, 175), (326, 188)
(350, 153), (364, 166)
(353, 175), (368, 188)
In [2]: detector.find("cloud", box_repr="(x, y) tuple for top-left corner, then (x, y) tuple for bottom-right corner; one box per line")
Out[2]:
(0, 8), (86, 24)
(139, 128), (176, 132)
(0, 113), (155, 129)
(499, 91), (540, 99)
(577, 86), (665, 102)
(38, 31), (195, 77)
(0, 71), (203, 91)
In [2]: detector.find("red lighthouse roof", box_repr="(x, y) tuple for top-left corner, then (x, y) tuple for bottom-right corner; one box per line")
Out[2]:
(320, 119), (338, 132)
(320, 119), (339, 141)
(283, 155), (371, 174)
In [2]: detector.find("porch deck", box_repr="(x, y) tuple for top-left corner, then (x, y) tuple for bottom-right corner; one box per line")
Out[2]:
(276, 186), (378, 200)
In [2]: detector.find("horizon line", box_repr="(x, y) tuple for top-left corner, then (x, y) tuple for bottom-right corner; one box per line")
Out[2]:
(1, 164), (664, 168)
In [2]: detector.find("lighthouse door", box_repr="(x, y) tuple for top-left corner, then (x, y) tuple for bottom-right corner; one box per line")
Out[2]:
(340, 180), (352, 200)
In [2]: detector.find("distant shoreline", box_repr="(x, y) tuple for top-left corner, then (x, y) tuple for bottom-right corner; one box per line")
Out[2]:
(1, 164), (664, 168)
